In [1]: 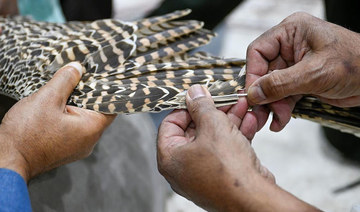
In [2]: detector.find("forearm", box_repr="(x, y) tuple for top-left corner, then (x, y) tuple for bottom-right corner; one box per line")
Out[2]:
(217, 173), (321, 212)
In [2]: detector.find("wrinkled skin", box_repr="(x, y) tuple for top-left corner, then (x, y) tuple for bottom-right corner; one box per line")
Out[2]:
(157, 85), (319, 211)
(246, 12), (360, 132)
(156, 12), (360, 211)
(0, 63), (115, 182)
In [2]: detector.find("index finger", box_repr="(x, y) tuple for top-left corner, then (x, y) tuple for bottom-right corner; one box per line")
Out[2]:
(157, 109), (192, 151)
(245, 27), (282, 88)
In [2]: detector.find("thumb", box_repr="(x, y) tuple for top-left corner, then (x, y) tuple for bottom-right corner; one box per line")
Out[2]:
(38, 62), (84, 106)
(247, 61), (309, 104)
(186, 84), (220, 132)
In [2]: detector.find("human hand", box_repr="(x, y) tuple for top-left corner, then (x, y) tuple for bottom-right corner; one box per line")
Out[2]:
(157, 84), (276, 211)
(157, 85), (321, 211)
(0, 62), (115, 182)
(246, 12), (360, 131)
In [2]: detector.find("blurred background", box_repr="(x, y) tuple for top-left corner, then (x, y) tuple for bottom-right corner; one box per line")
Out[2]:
(2, 0), (360, 211)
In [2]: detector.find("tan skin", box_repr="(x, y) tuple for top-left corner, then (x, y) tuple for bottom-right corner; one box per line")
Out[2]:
(246, 12), (360, 132)
(0, 8), (356, 209)
(0, 63), (115, 182)
(0, 1), (116, 183)
(158, 12), (360, 211)
(157, 85), (319, 211)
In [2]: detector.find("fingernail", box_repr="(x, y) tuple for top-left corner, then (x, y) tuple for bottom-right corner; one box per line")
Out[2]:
(188, 84), (206, 100)
(248, 85), (266, 103)
(66, 62), (85, 76)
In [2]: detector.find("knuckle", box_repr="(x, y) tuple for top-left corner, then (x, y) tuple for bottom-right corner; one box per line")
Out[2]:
(205, 111), (228, 133)
(190, 98), (214, 116)
(59, 66), (78, 81)
(280, 12), (314, 29)
(286, 11), (311, 21)
(200, 110), (213, 120)
(195, 105), (217, 123)
(190, 99), (202, 114)
(247, 41), (256, 53)
(246, 39), (262, 57)
(290, 11), (307, 17)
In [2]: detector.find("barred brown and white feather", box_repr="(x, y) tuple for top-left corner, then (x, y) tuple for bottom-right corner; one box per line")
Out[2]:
(293, 97), (360, 137)
(0, 10), (245, 114)
(1, 10), (360, 137)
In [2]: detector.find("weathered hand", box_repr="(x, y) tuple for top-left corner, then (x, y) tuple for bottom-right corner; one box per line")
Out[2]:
(157, 85), (275, 211)
(0, 62), (115, 182)
(157, 84), (320, 211)
(246, 12), (360, 131)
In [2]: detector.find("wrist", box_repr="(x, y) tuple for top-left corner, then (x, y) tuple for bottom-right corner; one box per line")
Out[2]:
(215, 170), (266, 211)
(0, 132), (30, 182)
(221, 172), (320, 212)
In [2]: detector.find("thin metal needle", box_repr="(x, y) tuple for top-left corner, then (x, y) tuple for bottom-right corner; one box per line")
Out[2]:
(211, 93), (248, 101)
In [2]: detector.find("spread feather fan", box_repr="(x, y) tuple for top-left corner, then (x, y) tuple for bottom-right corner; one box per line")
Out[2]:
(0, 10), (359, 136)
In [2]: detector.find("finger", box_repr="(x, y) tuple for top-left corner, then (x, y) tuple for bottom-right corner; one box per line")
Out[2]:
(318, 96), (360, 107)
(38, 62), (84, 107)
(251, 105), (270, 131)
(247, 60), (311, 105)
(218, 105), (231, 113)
(185, 84), (224, 133)
(157, 109), (192, 150)
(246, 26), (282, 88)
(268, 54), (290, 71)
(226, 97), (249, 128)
(160, 109), (192, 138)
(240, 112), (258, 141)
(268, 95), (302, 132)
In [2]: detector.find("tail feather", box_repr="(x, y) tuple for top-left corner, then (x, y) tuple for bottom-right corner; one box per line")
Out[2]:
(135, 20), (202, 38)
(293, 97), (360, 136)
(83, 19), (137, 43)
(135, 20), (203, 47)
(3, 10), (360, 137)
(84, 37), (137, 74)
(131, 29), (214, 65)
(134, 9), (192, 29)
(94, 60), (243, 82)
